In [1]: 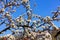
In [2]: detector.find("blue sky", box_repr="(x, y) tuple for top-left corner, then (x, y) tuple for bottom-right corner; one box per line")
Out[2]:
(30, 0), (60, 26)
(31, 0), (60, 16)
(0, 0), (60, 36)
